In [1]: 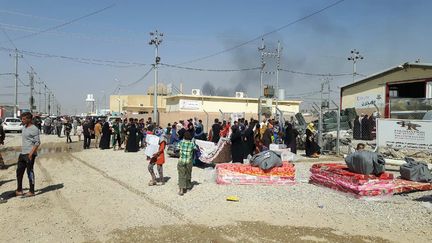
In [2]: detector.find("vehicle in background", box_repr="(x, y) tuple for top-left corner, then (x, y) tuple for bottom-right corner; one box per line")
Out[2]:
(1, 117), (24, 132)
(107, 116), (121, 125)
(423, 111), (432, 120)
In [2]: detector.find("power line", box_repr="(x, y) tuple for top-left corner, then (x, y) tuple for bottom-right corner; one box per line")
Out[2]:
(0, 46), (147, 67)
(17, 77), (29, 87)
(119, 67), (154, 88)
(0, 22), (142, 45)
(279, 68), (351, 77)
(0, 10), (63, 22)
(0, 9), (145, 37)
(177, 0), (346, 65)
(160, 63), (260, 72)
(1, 3), (116, 43)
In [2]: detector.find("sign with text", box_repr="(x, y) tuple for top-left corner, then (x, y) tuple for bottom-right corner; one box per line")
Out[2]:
(377, 119), (432, 151)
(355, 94), (384, 109)
(179, 99), (201, 110)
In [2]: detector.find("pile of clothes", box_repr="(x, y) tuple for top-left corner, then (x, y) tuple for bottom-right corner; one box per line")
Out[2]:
(216, 162), (295, 185)
(310, 163), (432, 197)
(195, 138), (231, 164)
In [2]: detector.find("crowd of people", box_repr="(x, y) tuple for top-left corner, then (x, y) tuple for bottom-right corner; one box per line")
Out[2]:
(31, 115), (324, 161)
(0, 113), (324, 200)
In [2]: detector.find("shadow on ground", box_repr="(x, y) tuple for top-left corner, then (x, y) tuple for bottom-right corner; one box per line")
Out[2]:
(0, 183), (64, 200)
(105, 221), (390, 243)
(0, 178), (15, 187)
(414, 194), (432, 203)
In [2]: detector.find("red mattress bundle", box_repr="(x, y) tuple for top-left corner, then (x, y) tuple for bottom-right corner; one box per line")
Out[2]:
(310, 163), (432, 197)
(216, 162), (295, 185)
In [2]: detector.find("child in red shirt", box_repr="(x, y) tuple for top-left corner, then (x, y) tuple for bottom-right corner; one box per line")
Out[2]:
(148, 136), (167, 186)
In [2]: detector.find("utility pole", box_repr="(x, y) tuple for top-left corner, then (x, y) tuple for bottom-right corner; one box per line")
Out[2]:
(149, 30), (163, 125)
(319, 78), (331, 150)
(28, 67), (35, 113)
(44, 84), (47, 114)
(347, 49), (364, 83)
(257, 39), (281, 121)
(258, 39), (266, 121)
(10, 49), (23, 118)
(47, 91), (51, 116)
(37, 79), (42, 114)
(275, 41), (282, 120)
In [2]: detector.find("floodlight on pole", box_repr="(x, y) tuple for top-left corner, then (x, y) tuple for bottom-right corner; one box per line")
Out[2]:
(347, 49), (364, 83)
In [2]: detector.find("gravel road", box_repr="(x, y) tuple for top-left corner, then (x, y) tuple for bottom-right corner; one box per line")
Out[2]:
(1, 133), (431, 242)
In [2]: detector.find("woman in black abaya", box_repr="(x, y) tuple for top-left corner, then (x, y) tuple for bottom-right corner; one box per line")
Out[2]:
(284, 122), (298, 154)
(361, 115), (369, 140)
(99, 122), (112, 149)
(230, 125), (244, 163)
(126, 120), (139, 152)
(353, 115), (361, 139)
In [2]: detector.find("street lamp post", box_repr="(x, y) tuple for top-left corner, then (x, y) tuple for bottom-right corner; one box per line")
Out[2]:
(149, 30), (163, 125)
(347, 49), (364, 83)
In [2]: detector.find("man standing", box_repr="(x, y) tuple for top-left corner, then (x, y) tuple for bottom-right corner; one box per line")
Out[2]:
(94, 120), (102, 148)
(112, 119), (122, 150)
(56, 118), (62, 137)
(83, 119), (92, 149)
(72, 117), (78, 135)
(0, 123), (6, 170)
(64, 119), (72, 143)
(16, 112), (40, 197)
(0, 124), (6, 203)
(209, 118), (221, 143)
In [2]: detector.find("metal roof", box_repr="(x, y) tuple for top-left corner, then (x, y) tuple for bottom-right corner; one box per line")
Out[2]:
(341, 62), (432, 90)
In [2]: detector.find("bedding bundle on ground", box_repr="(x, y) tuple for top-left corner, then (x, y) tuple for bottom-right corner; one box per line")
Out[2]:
(310, 163), (432, 197)
(195, 139), (231, 164)
(216, 162), (295, 185)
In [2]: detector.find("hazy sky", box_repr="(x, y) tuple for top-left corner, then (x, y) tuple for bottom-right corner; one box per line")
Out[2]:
(0, 0), (431, 114)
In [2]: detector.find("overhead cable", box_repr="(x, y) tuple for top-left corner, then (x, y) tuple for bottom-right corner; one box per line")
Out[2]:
(2, 3), (116, 43)
(0, 46), (147, 68)
(119, 67), (154, 88)
(160, 63), (260, 72)
(279, 68), (352, 77)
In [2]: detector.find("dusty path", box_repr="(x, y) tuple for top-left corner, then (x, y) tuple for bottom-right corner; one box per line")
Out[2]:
(1, 134), (431, 242)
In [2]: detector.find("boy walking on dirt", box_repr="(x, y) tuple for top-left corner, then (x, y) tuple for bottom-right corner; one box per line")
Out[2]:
(148, 136), (167, 186)
(177, 131), (195, 196)
(16, 112), (40, 197)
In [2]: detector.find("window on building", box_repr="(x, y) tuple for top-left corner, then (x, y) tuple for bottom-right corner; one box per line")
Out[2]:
(389, 90), (398, 97)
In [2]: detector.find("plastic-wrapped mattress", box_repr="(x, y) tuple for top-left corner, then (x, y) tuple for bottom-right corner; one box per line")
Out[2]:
(216, 162), (295, 185)
(310, 163), (432, 197)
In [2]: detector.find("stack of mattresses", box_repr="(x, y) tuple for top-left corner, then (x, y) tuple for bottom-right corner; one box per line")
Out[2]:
(195, 139), (231, 164)
(216, 162), (295, 185)
(310, 163), (432, 197)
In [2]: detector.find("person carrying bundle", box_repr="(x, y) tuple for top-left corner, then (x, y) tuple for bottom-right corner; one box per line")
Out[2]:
(345, 143), (385, 176)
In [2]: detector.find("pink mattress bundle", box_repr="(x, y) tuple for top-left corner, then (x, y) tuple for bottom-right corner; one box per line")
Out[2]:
(216, 162), (295, 185)
(310, 163), (432, 197)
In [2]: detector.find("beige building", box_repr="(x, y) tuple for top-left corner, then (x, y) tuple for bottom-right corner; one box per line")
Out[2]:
(341, 62), (432, 119)
(109, 95), (166, 114)
(165, 94), (300, 114)
(109, 93), (301, 127)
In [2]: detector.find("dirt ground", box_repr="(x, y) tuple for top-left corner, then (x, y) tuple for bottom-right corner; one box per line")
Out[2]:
(1, 133), (431, 243)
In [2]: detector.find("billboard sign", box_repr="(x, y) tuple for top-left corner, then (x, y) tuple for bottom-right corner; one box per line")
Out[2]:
(179, 99), (201, 110)
(377, 118), (432, 151)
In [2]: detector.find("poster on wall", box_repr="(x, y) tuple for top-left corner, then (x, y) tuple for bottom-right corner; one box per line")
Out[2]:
(230, 112), (245, 122)
(179, 99), (201, 110)
(376, 118), (432, 151)
(355, 94), (384, 109)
